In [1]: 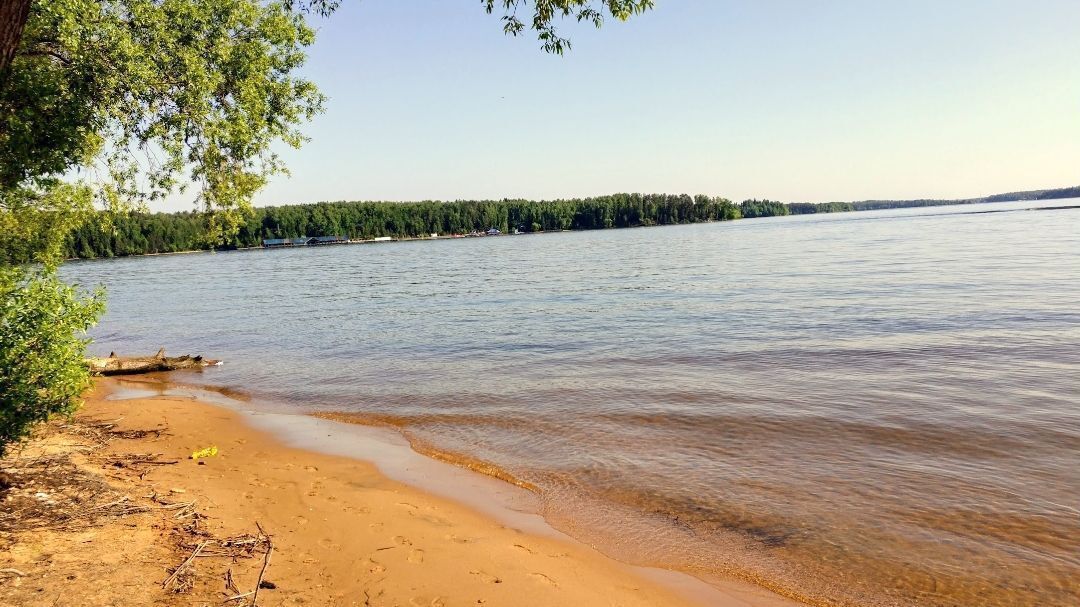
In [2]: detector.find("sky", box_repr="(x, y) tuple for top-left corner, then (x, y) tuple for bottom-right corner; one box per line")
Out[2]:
(199, 0), (1080, 209)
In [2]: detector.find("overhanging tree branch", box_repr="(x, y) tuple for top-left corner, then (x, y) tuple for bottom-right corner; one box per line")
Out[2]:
(0, 0), (32, 77)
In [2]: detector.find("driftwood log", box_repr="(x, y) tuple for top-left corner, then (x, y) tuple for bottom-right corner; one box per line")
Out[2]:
(87, 348), (221, 376)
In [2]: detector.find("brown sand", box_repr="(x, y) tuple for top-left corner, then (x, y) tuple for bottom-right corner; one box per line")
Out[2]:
(0, 379), (799, 607)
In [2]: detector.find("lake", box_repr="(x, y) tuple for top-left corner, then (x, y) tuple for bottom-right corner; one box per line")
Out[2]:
(64, 199), (1080, 607)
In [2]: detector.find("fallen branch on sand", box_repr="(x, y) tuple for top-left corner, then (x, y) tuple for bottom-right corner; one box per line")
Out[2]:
(2, 414), (274, 605)
(250, 522), (275, 606)
(163, 541), (209, 592)
(87, 348), (221, 376)
(106, 454), (179, 479)
(61, 419), (166, 447)
(163, 526), (274, 603)
(0, 432), (198, 533)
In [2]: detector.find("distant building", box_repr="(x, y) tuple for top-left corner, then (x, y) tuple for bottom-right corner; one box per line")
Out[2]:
(310, 235), (347, 245)
(262, 235), (347, 248)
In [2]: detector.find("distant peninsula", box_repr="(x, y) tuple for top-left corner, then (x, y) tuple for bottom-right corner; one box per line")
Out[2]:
(65, 185), (1080, 259)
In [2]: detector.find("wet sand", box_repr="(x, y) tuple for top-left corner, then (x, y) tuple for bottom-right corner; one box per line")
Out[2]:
(0, 378), (800, 607)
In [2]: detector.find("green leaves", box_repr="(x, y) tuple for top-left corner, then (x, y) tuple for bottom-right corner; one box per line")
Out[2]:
(483, 0), (654, 54)
(0, 182), (96, 266)
(2, 0), (324, 224)
(0, 266), (103, 456)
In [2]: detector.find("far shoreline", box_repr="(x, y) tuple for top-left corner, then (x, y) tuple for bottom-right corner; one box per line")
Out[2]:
(61, 195), (1079, 264)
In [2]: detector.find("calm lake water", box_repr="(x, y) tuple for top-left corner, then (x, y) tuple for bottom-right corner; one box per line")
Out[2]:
(64, 199), (1080, 607)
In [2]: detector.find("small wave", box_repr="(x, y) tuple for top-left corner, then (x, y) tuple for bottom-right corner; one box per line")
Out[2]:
(312, 412), (539, 491)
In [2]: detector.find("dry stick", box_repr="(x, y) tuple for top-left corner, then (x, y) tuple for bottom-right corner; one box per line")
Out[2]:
(224, 590), (255, 604)
(123, 459), (179, 466)
(163, 541), (211, 590)
(225, 568), (240, 595)
(250, 522), (274, 607)
(0, 568), (27, 577)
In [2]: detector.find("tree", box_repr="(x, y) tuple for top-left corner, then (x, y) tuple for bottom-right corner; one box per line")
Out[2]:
(3, 0), (325, 239)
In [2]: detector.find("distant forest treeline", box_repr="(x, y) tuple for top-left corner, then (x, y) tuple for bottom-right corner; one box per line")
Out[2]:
(64, 186), (1080, 259)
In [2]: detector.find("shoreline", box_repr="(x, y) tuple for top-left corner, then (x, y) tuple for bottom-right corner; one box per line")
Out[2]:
(60, 222), (686, 263)
(60, 197), (1079, 264)
(1, 377), (800, 607)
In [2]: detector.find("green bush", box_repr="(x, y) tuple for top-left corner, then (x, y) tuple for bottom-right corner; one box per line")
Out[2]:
(0, 267), (103, 456)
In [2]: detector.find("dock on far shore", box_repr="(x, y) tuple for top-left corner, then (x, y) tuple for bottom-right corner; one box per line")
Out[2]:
(259, 228), (511, 249)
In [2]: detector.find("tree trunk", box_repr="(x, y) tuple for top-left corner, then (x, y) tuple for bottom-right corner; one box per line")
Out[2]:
(86, 348), (222, 376)
(0, 0), (32, 77)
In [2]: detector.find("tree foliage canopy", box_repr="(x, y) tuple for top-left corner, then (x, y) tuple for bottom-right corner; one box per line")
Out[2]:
(3, 0), (324, 244)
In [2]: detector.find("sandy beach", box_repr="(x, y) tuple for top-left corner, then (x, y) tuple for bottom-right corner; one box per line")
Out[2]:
(0, 378), (798, 607)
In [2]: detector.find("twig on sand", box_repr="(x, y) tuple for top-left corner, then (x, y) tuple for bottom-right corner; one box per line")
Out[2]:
(250, 522), (274, 606)
(224, 568), (240, 596)
(224, 590), (255, 604)
(163, 541), (210, 590)
(0, 569), (27, 577)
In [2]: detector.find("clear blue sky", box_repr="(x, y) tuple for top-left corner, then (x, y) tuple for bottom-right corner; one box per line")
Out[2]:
(240, 0), (1080, 207)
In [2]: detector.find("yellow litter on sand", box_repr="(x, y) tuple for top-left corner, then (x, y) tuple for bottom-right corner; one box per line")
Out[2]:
(191, 446), (218, 460)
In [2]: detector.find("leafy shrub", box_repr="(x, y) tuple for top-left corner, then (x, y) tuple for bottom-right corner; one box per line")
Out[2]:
(0, 267), (103, 456)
